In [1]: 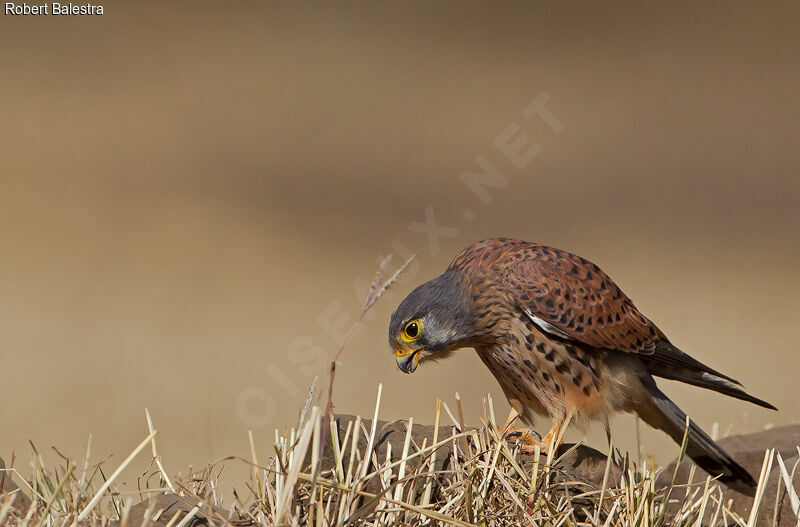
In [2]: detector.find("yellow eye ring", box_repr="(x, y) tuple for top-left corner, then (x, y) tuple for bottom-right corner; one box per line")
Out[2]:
(401, 319), (423, 342)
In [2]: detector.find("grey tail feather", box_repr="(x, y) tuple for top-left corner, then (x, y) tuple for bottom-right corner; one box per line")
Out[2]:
(642, 340), (776, 411)
(638, 377), (757, 496)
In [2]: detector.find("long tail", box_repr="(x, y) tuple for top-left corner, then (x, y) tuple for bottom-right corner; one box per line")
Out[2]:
(637, 377), (757, 496)
(641, 340), (776, 410)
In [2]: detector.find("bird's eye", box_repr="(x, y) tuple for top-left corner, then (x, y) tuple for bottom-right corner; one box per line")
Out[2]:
(401, 319), (422, 342)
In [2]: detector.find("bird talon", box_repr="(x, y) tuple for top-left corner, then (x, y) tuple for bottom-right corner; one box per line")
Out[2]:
(490, 421), (547, 452)
(505, 429), (542, 442)
(519, 441), (552, 455)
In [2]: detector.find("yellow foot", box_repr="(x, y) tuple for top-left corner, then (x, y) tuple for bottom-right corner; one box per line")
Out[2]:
(506, 429), (555, 455)
(494, 408), (564, 455)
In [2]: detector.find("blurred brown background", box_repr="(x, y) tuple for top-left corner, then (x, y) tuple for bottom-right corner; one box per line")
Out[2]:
(1, 2), (798, 496)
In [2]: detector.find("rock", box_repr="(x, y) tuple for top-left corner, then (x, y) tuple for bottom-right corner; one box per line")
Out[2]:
(706, 425), (800, 460)
(547, 442), (622, 490)
(314, 414), (463, 495)
(109, 494), (249, 527)
(657, 425), (800, 527)
(316, 414), (618, 496)
(0, 456), (31, 515)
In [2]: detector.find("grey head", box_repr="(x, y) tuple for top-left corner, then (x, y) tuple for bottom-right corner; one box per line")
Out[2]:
(388, 271), (475, 373)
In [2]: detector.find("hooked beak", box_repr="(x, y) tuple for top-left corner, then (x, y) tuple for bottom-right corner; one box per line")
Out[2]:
(395, 349), (423, 374)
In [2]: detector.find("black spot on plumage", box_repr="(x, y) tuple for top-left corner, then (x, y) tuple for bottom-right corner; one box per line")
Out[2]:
(583, 385), (592, 396)
(555, 361), (569, 374)
(524, 359), (536, 370)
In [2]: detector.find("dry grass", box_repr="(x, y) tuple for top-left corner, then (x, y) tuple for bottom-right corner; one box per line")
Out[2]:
(1, 256), (796, 527)
(0, 390), (796, 527)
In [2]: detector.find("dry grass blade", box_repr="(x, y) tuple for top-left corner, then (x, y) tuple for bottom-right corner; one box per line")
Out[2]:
(37, 462), (73, 524)
(362, 254), (393, 314)
(145, 409), (175, 494)
(657, 415), (692, 527)
(275, 406), (319, 522)
(776, 452), (800, 527)
(320, 253), (416, 470)
(748, 448), (775, 527)
(73, 430), (157, 525)
(0, 494), (18, 525)
(363, 253), (416, 314)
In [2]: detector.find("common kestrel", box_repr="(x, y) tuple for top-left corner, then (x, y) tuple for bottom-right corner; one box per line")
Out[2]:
(388, 238), (775, 494)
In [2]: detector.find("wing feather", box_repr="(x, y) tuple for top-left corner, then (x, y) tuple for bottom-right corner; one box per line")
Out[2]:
(498, 244), (664, 354)
(449, 239), (774, 410)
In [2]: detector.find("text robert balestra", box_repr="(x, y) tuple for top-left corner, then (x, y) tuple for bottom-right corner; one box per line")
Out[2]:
(5, 2), (104, 15)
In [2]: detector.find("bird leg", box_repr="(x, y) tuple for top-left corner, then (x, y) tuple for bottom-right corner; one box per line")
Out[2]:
(498, 408), (565, 455)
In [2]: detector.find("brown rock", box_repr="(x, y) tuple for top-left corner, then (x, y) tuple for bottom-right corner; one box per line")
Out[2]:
(547, 442), (622, 490)
(317, 415), (618, 495)
(0, 456), (31, 515)
(657, 425), (800, 527)
(707, 425), (800, 460)
(314, 414), (462, 495)
(109, 494), (250, 527)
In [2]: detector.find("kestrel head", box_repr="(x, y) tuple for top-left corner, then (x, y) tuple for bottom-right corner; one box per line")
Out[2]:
(388, 271), (475, 374)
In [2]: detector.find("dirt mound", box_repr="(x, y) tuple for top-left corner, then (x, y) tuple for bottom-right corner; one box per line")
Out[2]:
(658, 424), (800, 527)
